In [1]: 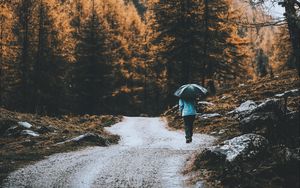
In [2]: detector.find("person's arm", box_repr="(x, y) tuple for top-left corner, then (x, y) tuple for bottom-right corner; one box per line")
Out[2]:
(179, 99), (184, 114)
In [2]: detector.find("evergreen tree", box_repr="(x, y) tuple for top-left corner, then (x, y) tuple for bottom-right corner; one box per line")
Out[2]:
(149, 0), (247, 104)
(14, 0), (37, 112)
(72, 0), (111, 114)
(151, 0), (204, 105)
(279, 0), (300, 76)
(272, 25), (294, 70)
(32, 0), (65, 114)
(142, 0), (168, 113)
(201, 0), (248, 82)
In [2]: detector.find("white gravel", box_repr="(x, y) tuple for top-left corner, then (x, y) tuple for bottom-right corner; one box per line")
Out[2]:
(3, 117), (215, 188)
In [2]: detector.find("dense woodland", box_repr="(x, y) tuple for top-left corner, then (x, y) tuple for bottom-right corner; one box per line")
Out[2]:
(0, 0), (299, 115)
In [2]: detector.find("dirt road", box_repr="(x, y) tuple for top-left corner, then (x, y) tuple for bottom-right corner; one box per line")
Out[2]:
(3, 117), (215, 188)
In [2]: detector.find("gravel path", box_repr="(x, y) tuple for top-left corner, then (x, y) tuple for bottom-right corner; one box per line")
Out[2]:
(3, 117), (215, 188)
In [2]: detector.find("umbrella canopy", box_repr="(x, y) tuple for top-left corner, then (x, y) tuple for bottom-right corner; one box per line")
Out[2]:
(174, 84), (208, 99)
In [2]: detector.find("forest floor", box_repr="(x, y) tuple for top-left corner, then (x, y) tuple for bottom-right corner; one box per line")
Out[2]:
(2, 117), (215, 187)
(0, 109), (122, 184)
(164, 69), (300, 187)
(164, 69), (299, 141)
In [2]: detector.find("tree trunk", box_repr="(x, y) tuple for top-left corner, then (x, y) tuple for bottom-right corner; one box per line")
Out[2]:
(143, 61), (148, 113)
(0, 15), (3, 106)
(20, 0), (31, 112)
(34, 0), (45, 113)
(181, 0), (191, 84)
(202, 0), (209, 85)
(284, 0), (300, 77)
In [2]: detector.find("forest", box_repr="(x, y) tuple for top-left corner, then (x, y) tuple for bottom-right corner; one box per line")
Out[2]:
(0, 0), (299, 116)
(0, 0), (300, 187)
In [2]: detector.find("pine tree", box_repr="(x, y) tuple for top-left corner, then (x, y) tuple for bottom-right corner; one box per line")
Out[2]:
(150, 0), (205, 105)
(72, 0), (111, 114)
(14, 0), (37, 112)
(272, 25), (293, 70)
(280, 0), (300, 76)
(31, 0), (66, 114)
(202, 0), (248, 82)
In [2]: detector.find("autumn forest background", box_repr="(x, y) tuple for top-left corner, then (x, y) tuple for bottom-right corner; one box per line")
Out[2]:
(0, 0), (299, 116)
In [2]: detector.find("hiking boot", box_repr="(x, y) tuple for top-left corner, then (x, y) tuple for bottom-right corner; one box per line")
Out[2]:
(186, 138), (192, 143)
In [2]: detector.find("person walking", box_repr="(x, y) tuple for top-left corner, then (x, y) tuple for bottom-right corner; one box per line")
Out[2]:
(179, 98), (196, 143)
(174, 84), (207, 143)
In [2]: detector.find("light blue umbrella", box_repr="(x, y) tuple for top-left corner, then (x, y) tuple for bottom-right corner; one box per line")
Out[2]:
(174, 84), (208, 99)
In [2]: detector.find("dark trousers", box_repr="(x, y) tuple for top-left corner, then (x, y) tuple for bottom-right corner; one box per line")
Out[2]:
(183, 115), (195, 139)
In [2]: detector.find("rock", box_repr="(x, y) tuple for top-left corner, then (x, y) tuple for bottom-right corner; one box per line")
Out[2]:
(36, 125), (57, 133)
(228, 100), (257, 115)
(285, 111), (300, 140)
(21, 139), (37, 146)
(275, 89), (300, 98)
(62, 129), (70, 134)
(203, 134), (269, 163)
(239, 100), (298, 145)
(56, 133), (107, 146)
(20, 130), (40, 137)
(221, 95), (229, 100)
(197, 147), (227, 167)
(197, 101), (214, 106)
(274, 146), (300, 165)
(0, 119), (18, 136)
(200, 113), (221, 119)
(270, 111), (300, 146)
(194, 181), (209, 188)
(218, 129), (226, 135)
(237, 98), (285, 120)
(18, 121), (33, 129)
(5, 126), (24, 137)
(239, 112), (279, 133)
(3, 121), (37, 137)
(280, 147), (300, 163)
(253, 98), (284, 114)
(286, 111), (300, 126)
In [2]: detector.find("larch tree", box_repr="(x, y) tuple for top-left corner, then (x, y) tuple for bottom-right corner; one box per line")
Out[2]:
(142, 0), (169, 112)
(0, 2), (20, 108)
(108, 1), (148, 114)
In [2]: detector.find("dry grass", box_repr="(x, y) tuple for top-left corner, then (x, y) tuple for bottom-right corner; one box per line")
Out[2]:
(0, 109), (122, 184)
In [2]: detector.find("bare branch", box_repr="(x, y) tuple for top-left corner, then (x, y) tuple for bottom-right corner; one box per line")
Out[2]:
(295, 0), (300, 8)
(227, 19), (287, 28)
